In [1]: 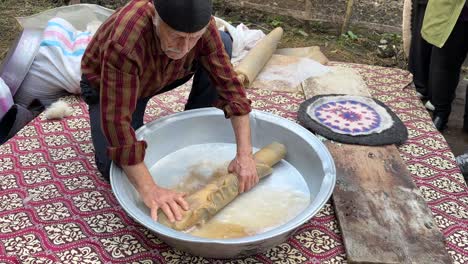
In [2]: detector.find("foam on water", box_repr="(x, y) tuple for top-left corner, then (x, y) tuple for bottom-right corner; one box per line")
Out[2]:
(191, 186), (310, 238)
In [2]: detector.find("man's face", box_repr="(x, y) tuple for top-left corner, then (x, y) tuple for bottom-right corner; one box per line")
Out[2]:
(155, 17), (206, 60)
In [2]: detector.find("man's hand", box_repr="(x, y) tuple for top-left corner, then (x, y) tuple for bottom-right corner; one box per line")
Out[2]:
(229, 114), (258, 193)
(122, 162), (189, 223)
(138, 184), (189, 223)
(228, 153), (259, 193)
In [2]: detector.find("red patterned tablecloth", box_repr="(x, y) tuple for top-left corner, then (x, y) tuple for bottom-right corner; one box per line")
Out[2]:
(0, 62), (467, 263)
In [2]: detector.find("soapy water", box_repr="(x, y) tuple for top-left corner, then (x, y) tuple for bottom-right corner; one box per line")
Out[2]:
(191, 186), (310, 239)
(148, 143), (310, 239)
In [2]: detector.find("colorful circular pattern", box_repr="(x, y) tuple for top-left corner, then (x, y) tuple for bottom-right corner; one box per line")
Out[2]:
(313, 99), (382, 134)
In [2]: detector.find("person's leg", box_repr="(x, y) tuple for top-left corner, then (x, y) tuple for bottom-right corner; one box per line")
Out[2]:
(408, 1), (432, 98)
(185, 31), (233, 110)
(429, 19), (468, 130)
(156, 74), (194, 95)
(130, 97), (151, 130)
(463, 22), (468, 132)
(465, 83), (468, 132)
(87, 102), (112, 179)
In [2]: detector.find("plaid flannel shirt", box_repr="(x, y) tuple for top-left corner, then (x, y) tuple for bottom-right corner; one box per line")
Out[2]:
(81, 0), (251, 166)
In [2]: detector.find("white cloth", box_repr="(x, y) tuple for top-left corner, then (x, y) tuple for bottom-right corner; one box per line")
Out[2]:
(0, 78), (14, 120)
(253, 55), (330, 90)
(214, 17), (265, 63)
(14, 17), (99, 107)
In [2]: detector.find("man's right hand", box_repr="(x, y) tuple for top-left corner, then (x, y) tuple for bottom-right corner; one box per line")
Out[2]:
(122, 162), (189, 223)
(138, 184), (189, 222)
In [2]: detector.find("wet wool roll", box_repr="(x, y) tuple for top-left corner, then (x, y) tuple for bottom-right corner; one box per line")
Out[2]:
(158, 142), (287, 231)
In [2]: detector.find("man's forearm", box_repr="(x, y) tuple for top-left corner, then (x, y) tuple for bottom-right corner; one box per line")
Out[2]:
(122, 162), (156, 193)
(230, 114), (253, 156)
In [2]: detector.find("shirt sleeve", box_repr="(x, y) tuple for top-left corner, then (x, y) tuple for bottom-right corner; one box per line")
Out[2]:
(100, 40), (147, 166)
(199, 20), (252, 118)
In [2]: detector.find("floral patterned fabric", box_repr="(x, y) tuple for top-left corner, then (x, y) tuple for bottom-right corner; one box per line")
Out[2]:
(0, 62), (467, 263)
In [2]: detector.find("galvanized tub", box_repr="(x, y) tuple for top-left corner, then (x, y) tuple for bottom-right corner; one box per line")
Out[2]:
(110, 108), (336, 258)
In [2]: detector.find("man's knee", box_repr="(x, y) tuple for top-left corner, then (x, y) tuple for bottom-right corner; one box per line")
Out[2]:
(219, 31), (233, 58)
(95, 154), (111, 181)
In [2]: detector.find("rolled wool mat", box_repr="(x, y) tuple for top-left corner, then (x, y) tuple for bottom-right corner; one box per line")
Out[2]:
(158, 142), (287, 231)
(235, 27), (283, 87)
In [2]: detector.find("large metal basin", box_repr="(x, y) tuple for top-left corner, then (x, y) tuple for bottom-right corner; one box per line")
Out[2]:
(110, 108), (336, 258)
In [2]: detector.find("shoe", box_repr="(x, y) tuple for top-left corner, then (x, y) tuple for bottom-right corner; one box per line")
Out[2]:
(416, 91), (427, 100)
(432, 115), (448, 131)
(425, 101), (435, 111)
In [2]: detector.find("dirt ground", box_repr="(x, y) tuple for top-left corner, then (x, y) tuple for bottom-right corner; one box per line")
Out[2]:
(214, 3), (407, 68)
(0, 0), (61, 60)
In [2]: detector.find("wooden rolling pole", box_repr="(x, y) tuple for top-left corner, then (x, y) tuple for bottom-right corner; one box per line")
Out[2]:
(235, 27), (284, 87)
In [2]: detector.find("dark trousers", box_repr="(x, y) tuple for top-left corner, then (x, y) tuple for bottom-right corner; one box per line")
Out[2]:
(408, 0), (432, 98)
(429, 19), (468, 120)
(82, 31), (233, 179)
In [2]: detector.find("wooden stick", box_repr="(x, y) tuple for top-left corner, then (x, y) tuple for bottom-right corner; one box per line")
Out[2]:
(234, 27), (283, 88)
(341, 0), (354, 35)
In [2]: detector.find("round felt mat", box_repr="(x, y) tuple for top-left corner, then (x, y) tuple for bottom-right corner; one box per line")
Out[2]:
(298, 94), (408, 146)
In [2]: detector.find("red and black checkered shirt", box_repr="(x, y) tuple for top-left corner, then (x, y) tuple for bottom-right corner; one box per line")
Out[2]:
(81, 0), (251, 166)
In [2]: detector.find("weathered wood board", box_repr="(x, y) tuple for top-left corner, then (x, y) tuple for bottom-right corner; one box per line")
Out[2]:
(326, 143), (452, 264)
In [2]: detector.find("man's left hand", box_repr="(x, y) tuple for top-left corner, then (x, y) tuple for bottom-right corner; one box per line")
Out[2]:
(228, 153), (259, 193)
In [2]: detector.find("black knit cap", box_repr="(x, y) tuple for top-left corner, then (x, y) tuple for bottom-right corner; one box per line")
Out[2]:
(154, 0), (213, 33)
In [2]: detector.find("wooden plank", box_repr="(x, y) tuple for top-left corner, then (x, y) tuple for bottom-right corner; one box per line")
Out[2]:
(326, 143), (452, 264)
(302, 65), (450, 262)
